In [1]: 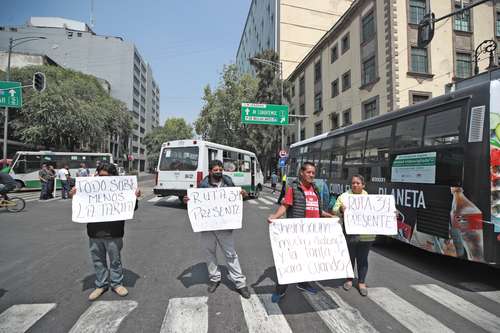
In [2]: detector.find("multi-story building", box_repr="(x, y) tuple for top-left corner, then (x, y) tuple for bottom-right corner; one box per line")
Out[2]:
(286, 0), (500, 143)
(0, 17), (160, 171)
(236, 0), (354, 78)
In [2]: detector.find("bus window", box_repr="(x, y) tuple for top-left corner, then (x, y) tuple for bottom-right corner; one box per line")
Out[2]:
(424, 107), (461, 146)
(26, 155), (42, 173)
(328, 136), (345, 180)
(223, 150), (238, 172)
(436, 149), (464, 185)
(13, 159), (26, 174)
(395, 116), (424, 149)
(345, 131), (366, 166)
(365, 125), (392, 162)
(159, 147), (199, 171)
(288, 148), (299, 177)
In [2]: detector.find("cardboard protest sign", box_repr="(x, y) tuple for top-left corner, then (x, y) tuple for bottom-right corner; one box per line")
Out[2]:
(269, 218), (354, 284)
(72, 176), (137, 223)
(187, 187), (242, 232)
(344, 194), (397, 235)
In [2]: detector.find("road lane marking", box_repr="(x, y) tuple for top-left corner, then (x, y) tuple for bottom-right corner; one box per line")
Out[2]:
(257, 197), (274, 205)
(459, 282), (500, 305)
(247, 200), (258, 205)
(68, 300), (137, 333)
(0, 303), (56, 333)
(368, 287), (453, 333)
(160, 297), (208, 333)
(240, 294), (292, 333)
(413, 284), (500, 332)
(307, 285), (378, 333)
(258, 206), (270, 210)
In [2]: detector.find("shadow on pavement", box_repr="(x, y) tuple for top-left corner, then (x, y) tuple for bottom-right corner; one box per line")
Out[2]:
(0, 289), (6, 299)
(154, 200), (186, 210)
(372, 240), (500, 290)
(177, 262), (208, 288)
(81, 268), (141, 291)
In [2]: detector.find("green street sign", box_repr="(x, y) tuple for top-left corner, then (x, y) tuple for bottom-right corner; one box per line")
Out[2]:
(0, 81), (22, 108)
(241, 103), (289, 125)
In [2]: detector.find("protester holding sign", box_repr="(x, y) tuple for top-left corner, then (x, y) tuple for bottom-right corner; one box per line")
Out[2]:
(332, 174), (373, 296)
(183, 159), (251, 299)
(267, 161), (334, 303)
(69, 163), (141, 301)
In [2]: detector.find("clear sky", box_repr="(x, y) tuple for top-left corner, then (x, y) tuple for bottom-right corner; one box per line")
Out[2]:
(2, 0), (250, 125)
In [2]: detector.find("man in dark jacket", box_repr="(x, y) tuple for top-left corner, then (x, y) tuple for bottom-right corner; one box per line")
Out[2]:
(184, 159), (251, 299)
(267, 161), (333, 302)
(70, 163), (141, 301)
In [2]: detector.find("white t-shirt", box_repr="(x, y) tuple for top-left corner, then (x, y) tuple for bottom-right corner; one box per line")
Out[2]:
(57, 168), (69, 181)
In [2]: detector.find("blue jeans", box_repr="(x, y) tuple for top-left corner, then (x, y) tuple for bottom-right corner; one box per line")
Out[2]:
(40, 181), (48, 200)
(61, 180), (69, 199)
(89, 238), (124, 288)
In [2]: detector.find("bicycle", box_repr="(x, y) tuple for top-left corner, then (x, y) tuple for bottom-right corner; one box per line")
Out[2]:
(0, 196), (26, 212)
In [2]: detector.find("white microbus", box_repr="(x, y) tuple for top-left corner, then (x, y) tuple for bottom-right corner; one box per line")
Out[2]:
(9, 151), (113, 190)
(154, 140), (264, 201)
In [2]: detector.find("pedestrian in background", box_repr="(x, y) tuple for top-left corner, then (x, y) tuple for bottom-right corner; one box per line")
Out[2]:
(77, 163), (90, 177)
(38, 164), (50, 200)
(271, 171), (278, 194)
(183, 159), (251, 299)
(69, 163), (141, 301)
(267, 161), (333, 303)
(46, 165), (56, 199)
(276, 173), (287, 204)
(57, 164), (70, 199)
(332, 174), (373, 297)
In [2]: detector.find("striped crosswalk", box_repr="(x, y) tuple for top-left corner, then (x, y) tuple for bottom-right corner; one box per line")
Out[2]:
(1, 283), (499, 333)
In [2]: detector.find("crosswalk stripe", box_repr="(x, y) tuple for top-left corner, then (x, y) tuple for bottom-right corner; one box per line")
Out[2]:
(459, 282), (500, 305)
(413, 284), (500, 332)
(240, 294), (292, 333)
(306, 286), (378, 333)
(160, 297), (208, 333)
(68, 300), (137, 333)
(368, 287), (453, 333)
(257, 197), (274, 205)
(247, 200), (258, 205)
(258, 206), (270, 210)
(148, 196), (162, 203)
(263, 195), (277, 202)
(0, 303), (56, 333)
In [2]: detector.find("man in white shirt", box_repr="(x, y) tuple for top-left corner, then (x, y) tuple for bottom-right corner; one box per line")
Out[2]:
(57, 165), (70, 199)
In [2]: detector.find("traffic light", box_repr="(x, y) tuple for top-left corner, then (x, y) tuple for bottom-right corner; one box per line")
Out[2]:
(33, 72), (46, 92)
(417, 13), (435, 48)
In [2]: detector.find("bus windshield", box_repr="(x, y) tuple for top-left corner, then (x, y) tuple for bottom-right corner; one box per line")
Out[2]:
(159, 147), (199, 171)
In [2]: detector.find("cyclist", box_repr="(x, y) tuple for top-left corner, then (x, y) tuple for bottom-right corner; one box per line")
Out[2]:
(0, 172), (16, 201)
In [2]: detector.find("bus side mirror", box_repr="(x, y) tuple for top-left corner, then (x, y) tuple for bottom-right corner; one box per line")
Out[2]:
(417, 12), (435, 48)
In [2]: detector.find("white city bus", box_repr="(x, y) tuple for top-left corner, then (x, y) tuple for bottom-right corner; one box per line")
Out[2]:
(9, 151), (113, 190)
(154, 140), (264, 201)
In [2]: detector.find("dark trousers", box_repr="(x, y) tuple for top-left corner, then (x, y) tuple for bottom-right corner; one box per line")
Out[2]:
(47, 179), (54, 198)
(61, 180), (69, 199)
(277, 181), (286, 203)
(40, 181), (48, 200)
(347, 240), (372, 283)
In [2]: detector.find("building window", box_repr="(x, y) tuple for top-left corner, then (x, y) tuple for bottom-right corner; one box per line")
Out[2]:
(410, 92), (431, 104)
(454, 3), (471, 32)
(342, 71), (351, 91)
(300, 129), (306, 140)
(77, 32), (82, 37)
(496, 11), (500, 37)
(67, 31), (73, 38)
(314, 121), (323, 136)
(331, 44), (339, 63)
(362, 11), (375, 43)
(300, 103), (305, 115)
(314, 92), (322, 113)
(363, 98), (378, 120)
(299, 76), (305, 96)
(409, 0), (426, 24)
(411, 47), (429, 73)
(456, 52), (472, 79)
(362, 56), (377, 85)
(291, 85), (295, 97)
(330, 113), (340, 130)
(341, 33), (350, 54)
(342, 109), (352, 126)
(331, 79), (339, 98)
(314, 61), (322, 82)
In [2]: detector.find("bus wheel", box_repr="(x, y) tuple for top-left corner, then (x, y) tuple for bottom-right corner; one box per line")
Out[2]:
(14, 180), (23, 192)
(252, 186), (261, 198)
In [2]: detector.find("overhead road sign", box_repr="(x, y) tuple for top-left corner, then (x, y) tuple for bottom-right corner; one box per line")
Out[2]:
(241, 103), (289, 125)
(0, 81), (22, 108)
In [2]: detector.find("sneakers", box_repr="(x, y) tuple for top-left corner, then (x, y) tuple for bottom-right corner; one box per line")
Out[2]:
(237, 286), (251, 299)
(207, 281), (220, 293)
(297, 282), (318, 294)
(113, 285), (129, 297)
(343, 280), (353, 291)
(358, 287), (368, 297)
(271, 292), (286, 303)
(88, 288), (107, 301)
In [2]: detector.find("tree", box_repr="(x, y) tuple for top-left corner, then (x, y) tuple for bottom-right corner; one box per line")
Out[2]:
(143, 117), (193, 167)
(2, 65), (132, 153)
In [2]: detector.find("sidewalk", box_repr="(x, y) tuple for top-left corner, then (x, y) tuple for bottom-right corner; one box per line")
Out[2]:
(263, 181), (284, 191)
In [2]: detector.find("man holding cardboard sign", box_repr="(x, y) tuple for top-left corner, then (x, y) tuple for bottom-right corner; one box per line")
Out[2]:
(183, 159), (250, 299)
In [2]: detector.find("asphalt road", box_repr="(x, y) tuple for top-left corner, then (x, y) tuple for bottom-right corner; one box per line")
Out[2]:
(0, 178), (499, 333)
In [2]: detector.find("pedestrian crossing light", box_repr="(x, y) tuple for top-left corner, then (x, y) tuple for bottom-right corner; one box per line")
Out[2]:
(33, 72), (46, 92)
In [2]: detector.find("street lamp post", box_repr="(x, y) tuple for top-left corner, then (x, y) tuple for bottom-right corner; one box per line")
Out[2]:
(2, 36), (46, 162)
(249, 57), (285, 150)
